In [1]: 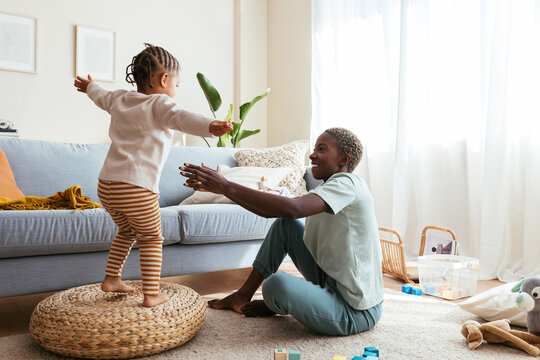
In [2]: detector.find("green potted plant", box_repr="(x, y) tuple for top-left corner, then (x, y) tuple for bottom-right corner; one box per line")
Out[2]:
(197, 72), (270, 147)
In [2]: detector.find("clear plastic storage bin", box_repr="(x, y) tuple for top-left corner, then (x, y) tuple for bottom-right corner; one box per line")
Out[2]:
(418, 255), (480, 300)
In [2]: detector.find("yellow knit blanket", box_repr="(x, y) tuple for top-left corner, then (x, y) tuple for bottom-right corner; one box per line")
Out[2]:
(0, 185), (102, 212)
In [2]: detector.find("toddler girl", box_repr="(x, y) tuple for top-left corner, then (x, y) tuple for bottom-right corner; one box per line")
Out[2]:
(74, 43), (232, 307)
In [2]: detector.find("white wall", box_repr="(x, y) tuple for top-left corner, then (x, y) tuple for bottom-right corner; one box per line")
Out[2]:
(0, 0), (235, 144)
(267, 0), (311, 147)
(0, 0), (311, 150)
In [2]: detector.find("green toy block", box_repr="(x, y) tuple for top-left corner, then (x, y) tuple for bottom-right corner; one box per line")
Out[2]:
(289, 349), (300, 360)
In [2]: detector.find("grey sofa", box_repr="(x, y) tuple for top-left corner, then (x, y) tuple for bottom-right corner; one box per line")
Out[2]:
(0, 138), (320, 298)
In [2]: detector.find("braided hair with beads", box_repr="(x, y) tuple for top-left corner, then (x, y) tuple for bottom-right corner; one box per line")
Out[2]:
(125, 43), (180, 92)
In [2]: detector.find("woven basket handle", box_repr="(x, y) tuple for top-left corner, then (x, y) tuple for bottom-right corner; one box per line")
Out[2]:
(419, 225), (458, 256)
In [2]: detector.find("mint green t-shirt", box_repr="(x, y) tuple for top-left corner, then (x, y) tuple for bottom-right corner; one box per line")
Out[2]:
(304, 172), (384, 310)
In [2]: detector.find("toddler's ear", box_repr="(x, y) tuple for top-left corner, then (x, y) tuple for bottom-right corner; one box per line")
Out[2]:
(160, 73), (169, 88)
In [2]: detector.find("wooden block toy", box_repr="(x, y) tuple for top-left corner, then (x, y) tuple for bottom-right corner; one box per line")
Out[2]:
(352, 356), (363, 360)
(411, 287), (422, 296)
(365, 357), (379, 360)
(402, 284), (412, 294)
(363, 351), (378, 357)
(364, 346), (379, 356)
(442, 289), (455, 299)
(332, 356), (346, 360)
(439, 285), (450, 292)
(424, 285), (435, 294)
(289, 349), (300, 360)
(274, 349), (287, 360)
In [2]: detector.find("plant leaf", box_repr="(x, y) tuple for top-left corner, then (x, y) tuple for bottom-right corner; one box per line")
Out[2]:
(234, 129), (261, 147)
(239, 88), (270, 121)
(223, 104), (233, 123)
(230, 121), (241, 138)
(197, 72), (222, 114)
(217, 136), (228, 147)
(216, 106), (235, 147)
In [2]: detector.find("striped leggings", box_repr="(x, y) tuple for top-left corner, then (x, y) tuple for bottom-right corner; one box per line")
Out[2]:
(97, 180), (163, 296)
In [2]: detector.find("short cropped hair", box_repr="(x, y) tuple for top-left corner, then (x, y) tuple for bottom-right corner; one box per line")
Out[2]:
(324, 127), (363, 172)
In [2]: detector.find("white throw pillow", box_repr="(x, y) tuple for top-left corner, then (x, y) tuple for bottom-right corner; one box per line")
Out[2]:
(234, 140), (309, 196)
(457, 281), (527, 327)
(180, 165), (294, 205)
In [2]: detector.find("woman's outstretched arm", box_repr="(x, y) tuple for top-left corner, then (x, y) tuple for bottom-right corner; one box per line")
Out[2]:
(180, 163), (329, 219)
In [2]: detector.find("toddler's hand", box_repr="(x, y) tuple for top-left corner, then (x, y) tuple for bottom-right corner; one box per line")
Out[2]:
(209, 120), (233, 137)
(74, 75), (93, 93)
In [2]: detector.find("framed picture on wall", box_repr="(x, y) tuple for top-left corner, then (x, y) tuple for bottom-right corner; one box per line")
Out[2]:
(76, 25), (115, 82)
(0, 12), (37, 73)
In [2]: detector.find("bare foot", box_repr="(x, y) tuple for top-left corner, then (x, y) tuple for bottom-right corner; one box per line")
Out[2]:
(143, 293), (170, 307)
(207, 292), (252, 314)
(241, 300), (276, 317)
(101, 275), (136, 293)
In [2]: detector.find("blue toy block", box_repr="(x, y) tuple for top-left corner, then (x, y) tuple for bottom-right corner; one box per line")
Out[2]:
(351, 356), (363, 360)
(424, 285), (435, 294)
(364, 346), (379, 356)
(402, 284), (412, 294)
(411, 287), (422, 296)
(289, 349), (300, 360)
(364, 357), (379, 360)
(363, 351), (378, 357)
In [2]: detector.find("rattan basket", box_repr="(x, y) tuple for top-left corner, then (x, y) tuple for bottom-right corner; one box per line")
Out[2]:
(29, 281), (206, 359)
(379, 227), (413, 283)
(379, 226), (459, 283)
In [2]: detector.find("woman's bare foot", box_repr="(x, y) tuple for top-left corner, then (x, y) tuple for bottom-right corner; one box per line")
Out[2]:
(143, 293), (170, 307)
(101, 275), (136, 293)
(241, 300), (276, 317)
(207, 292), (252, 314)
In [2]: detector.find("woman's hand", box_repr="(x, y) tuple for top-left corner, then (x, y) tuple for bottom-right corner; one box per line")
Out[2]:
(74, 75), (93, 93)
(180, 163), (230, 194)
(209, 120), (233, 137)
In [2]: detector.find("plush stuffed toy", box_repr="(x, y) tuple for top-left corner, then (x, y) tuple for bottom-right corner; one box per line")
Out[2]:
(461, 319), (540, 356)
(513, 276), (540, 336)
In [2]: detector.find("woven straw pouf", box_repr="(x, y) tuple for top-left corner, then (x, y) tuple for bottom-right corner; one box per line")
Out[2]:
(29, 281), (206, 359)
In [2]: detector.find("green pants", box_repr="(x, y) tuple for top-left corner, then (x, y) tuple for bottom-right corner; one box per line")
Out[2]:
(253, 218), (382, 336)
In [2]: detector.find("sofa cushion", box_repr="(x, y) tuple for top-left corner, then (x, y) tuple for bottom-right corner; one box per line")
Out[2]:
(0, 138), (109, 206)
(0, 208), (181, 259)
(0, 138), (241, 208)
(234, 140), (309, 196)
(0, 146), (24, 199)
(172, 204), (276, 245)
(157, 145), (238, 206)
(180, 165), (294, 205)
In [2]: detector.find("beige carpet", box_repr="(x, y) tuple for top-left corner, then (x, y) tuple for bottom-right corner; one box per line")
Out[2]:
(0, 289), (532, 360)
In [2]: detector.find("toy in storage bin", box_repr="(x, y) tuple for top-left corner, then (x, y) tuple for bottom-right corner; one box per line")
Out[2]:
(418, 255), (481, 300)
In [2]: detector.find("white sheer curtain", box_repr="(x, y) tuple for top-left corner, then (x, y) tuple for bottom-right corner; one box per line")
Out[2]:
(312, 0), (540, 281)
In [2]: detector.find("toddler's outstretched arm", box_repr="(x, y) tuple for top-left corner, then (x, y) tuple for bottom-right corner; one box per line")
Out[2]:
(74, 75), (93, 93)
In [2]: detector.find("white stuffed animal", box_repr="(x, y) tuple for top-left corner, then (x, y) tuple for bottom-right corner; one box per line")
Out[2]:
(513, 276), (540, 336)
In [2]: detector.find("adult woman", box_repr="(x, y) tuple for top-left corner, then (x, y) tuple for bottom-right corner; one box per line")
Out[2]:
(180, 128), (383, 335)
